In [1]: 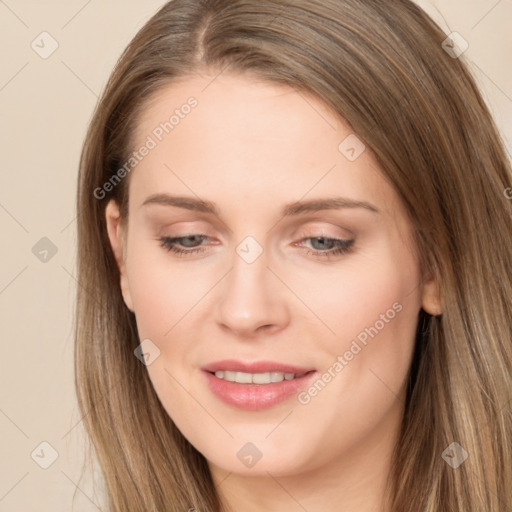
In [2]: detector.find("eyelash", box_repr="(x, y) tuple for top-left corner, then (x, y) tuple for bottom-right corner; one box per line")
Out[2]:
(158, 235), (354, 259)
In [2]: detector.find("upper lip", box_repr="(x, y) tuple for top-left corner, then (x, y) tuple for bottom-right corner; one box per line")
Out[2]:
(201, 359), (315, 374)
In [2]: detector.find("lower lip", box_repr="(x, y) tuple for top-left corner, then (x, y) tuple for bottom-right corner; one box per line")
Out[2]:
(203, 370), (317, 411)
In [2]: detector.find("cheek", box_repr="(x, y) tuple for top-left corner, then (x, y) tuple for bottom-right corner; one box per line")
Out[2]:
(124, 245), (206, 418)
(284, 247), (421, 456)
(291, 240), (422, 348)
(124, 239), (223, 403)
(329, 245), (421, 399)
(125, 239), (211, 339)
(298, 240), (422, 403)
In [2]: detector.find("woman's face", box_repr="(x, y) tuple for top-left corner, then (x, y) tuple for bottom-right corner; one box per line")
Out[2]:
(106, 72), (440, 479)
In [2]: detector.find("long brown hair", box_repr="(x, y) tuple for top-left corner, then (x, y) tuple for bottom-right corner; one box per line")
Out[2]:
(75, 0), (512, 510)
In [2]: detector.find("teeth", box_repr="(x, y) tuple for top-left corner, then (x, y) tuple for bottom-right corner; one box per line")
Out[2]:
(235, 371), (253, 384)
(271, 372), (285, 383)
(213, 370), (305, 384)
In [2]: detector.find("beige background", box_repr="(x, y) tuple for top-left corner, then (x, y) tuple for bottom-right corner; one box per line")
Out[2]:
(0, 1), (510, 510)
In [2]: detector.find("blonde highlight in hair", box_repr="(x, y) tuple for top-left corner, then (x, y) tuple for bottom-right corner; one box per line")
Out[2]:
(75, 0), (512, 510)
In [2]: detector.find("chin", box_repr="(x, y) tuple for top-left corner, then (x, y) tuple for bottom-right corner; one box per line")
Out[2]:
(198, 435), (315, 477)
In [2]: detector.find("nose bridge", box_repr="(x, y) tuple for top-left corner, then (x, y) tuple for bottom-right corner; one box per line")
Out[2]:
(214, 237), (289, 335)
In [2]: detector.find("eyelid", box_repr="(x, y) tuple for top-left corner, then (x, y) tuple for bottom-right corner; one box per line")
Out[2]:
(155, 220), (212, 233)
(157, 213), (357, 240)
(294, 224), (354, 240)
(148, 215), (233, 239)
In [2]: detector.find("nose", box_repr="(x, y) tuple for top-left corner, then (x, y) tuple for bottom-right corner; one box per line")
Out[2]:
(214, 246), (290, 338)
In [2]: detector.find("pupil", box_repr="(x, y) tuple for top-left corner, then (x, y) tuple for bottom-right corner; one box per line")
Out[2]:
(182, 235), (202, 247)
(312, 237), (334, 250)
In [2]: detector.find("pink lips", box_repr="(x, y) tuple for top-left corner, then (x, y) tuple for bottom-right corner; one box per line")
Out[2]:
(201, 359), (317, 411)
(201, 359), (313, 375)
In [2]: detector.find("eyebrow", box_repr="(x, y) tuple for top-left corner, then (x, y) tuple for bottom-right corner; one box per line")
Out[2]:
(141, 194), (379, 216)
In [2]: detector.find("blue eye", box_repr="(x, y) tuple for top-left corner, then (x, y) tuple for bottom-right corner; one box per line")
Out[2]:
(158, 235), (354, 259)
(299, 237), (354, 258)
(159, 235), (208, 256)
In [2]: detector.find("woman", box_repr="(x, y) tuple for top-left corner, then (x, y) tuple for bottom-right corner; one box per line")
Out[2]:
(75, 0), (512, 510)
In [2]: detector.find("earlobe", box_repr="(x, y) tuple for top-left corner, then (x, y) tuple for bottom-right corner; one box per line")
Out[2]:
(421, 274), (443, 316)
(105, 200), (134, 312)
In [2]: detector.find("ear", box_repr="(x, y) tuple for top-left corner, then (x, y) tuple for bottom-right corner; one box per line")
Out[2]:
(105, 200), (134, 312)
(421, 272), (442, 316)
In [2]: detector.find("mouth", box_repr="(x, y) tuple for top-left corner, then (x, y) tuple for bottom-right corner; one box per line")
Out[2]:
(208, 370), (310, 384)
(201, 360), (317, 410)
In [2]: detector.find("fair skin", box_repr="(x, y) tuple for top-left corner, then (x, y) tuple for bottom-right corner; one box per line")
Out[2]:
(106, 71), (441, 512)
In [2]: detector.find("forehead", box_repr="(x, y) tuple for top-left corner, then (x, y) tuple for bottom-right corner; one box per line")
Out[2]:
(133, 72), (340, 150)
(128, 72), (397, 220)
